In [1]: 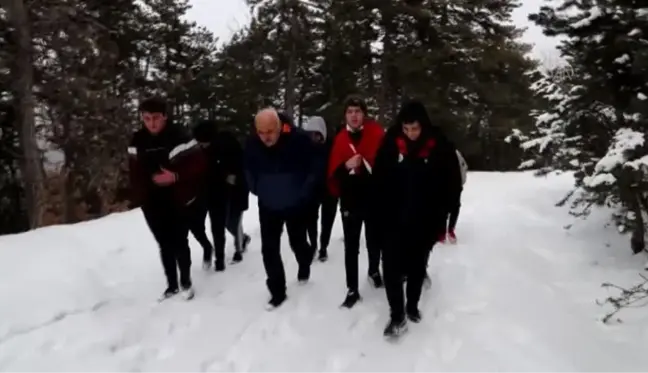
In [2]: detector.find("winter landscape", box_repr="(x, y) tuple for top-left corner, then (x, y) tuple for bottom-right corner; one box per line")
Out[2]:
(1, 172), (647, 371)
(2, 0), (648, 370)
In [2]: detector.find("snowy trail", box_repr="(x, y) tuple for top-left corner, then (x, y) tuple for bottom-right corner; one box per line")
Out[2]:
(1, 172), (647, 371)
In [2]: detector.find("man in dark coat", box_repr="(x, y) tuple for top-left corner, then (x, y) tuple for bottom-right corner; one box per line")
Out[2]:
(302, 115), (338, 262)
(192, 120), (251, 270)
(244, 108), (322, 309)
(128, 97), (207, 301)
(373, 99), (462, 338)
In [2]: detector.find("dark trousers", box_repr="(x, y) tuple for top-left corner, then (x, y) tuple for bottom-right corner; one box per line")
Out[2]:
(143, 203), (192, 290)
(445, 190), (462, 232)
(225, 202), (246, 253)
(188, 200), (213, 260)
(383, 233), (433, 321)
(259, 205), (313, 297)
(306, 195), (338, 253)
(341, 209), (381, 292)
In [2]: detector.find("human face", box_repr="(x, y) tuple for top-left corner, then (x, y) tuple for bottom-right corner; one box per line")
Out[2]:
(345, 106), (364, 129)
(255, 118), (281, 147)
(141, 111), (167, 135)
(402, 121), (422, 141)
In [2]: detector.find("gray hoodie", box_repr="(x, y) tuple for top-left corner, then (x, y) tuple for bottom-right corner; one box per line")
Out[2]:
(303, 116), (327, 141)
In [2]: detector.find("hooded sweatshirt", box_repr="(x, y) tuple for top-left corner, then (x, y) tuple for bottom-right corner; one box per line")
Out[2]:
(303, 116), (328, 141)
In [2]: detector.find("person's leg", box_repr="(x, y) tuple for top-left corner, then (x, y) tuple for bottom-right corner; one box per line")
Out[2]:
(364, 214), (383, 287)
(319, 195), (338, 260)
(188, 199), (213, 265)
(382, 232), (407, 337)
(340, 210), (362, 307)
(259, 207), (287, 306)
(405, 240), (431, 322)
(305, 200), (319, 255)
(208, 198), (228, 271)
(142, 206), (179, 296)
(285, 207), (313, 282)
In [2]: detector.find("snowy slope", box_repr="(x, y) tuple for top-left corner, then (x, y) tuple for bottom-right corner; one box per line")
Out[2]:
(1, 172), (647, 371)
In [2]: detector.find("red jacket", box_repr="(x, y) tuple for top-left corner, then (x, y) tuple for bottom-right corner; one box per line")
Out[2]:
(327, 120), (384, 197)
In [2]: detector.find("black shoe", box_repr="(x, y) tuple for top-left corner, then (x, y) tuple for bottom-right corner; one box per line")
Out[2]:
(214, 260), (225, 272)
(369, 272), (383, 288)
(242, 234), (251, 253)
(318, 250), (328, 262)
(266, 293), (287, 310)
(406, 308), (422, 323)
(159, 287), (179, 301)
(297, 265), (310, 283)
(383, 317), (408, 338)
(341, 290), (361, 308)
(232, 251), (243, 263)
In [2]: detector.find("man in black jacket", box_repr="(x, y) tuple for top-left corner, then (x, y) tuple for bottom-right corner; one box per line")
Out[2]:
(302, 115), (338, 262)
(128, 97), (207, 301)
(245, 108), (322, 309)
(192, 119), (250, 271)
(373, 99), (462, 338)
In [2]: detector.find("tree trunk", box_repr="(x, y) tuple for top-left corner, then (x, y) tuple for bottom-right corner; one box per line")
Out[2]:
(4, 0), (44, 228)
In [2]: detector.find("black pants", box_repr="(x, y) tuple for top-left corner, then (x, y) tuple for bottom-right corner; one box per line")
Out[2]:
(306, 195), (338, 253)
(445, 190), (462, 232)
(341, 209), (381, 292)
(259, 205), (313, 297)
(225, 201), (246, 253)
(383, 233), (433, 321)
(188, 200), (213, 261)
(143, 204), (192, 290)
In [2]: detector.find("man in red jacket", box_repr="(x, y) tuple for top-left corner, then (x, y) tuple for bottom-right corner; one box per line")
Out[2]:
(328, 95), (385, 308)
(128, 97), (207, 301)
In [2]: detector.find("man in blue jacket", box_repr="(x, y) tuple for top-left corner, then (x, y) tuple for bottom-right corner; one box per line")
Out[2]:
(245, 108), (322, 309)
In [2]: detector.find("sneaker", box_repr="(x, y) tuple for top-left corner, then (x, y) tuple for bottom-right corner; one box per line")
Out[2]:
(265, 293), (287, 310)
(448, 230), (457, 244)
(232, 251), (243, 263)
(369, 272), (383, 288)
(214, 260), (225, 272)
(341, 290), (361, 308)
(383, 318), (408, 338)
(159, 287), (179, 301)
(438, 232), (447, 244)
(181, 286), (195, 300)
(406, 308), (422, 323)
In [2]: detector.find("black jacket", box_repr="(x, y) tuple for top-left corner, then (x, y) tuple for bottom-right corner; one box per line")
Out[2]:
(373, 124), (462, 240)
(201, 131), (249, 211)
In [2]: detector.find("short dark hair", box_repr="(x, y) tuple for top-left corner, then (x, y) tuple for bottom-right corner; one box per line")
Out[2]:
(192, 119), (217, 142)
(342, 95), (367, 115)
(139, 97), (167, 115)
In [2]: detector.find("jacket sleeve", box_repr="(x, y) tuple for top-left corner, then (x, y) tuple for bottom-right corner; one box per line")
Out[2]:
(168, 138), (207, 184)
(439, 141), (462, 211)
(127, 137), (146, 208)
(243, 137), (258, 196)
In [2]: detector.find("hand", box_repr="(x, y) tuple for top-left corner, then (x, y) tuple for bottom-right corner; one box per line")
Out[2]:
(153, 168), (177, 186)
(345, 154), (362, 170)
(226, 174), (236, 185)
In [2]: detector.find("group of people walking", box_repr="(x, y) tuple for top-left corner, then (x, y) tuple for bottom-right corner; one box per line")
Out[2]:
(127, 95), (467, 339)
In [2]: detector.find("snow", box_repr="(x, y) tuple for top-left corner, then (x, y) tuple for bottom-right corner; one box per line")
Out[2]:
(1, 172), (648, 370)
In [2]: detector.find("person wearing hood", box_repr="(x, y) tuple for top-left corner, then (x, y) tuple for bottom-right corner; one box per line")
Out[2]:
(328, 95), (385, 308)
(302, 116), (338, 262)
(244, 108), (321, 309)
(191, 119), (251, 270)
(373, 99), (462, 338)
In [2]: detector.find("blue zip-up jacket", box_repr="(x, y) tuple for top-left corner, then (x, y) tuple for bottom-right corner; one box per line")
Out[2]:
(244, 125), (323, 212)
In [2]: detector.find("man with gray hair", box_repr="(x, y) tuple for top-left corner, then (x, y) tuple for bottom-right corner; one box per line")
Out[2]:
(244, 108), (322, 309)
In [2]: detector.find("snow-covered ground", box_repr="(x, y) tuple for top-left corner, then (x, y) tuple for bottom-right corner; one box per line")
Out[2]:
(1, 172), (647, 371)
